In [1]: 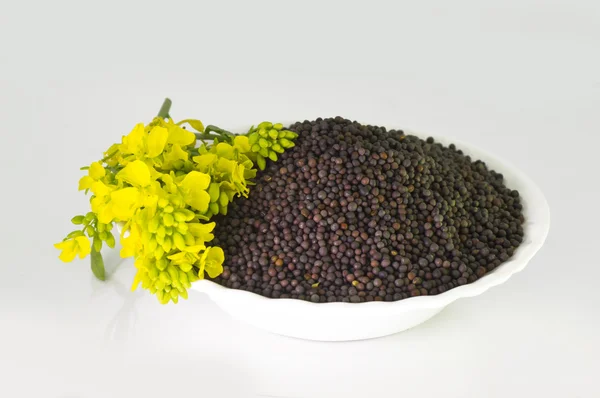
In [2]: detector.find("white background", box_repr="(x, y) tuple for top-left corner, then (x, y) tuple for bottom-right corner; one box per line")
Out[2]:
(1, 0), (599, 397)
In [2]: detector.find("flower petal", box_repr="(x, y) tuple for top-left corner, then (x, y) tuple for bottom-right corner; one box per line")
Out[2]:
(192, 153), (217, 171)
(117, 160), (151, 187)
(215, 143), (235, 159)
(122, 123), (146, 155)
(186, 190), (211, 214)
(187, 222), (215, 242)
(54, 239), (77, 262)
(110, 187), (141, 220)
(233, 135), (251, 153)
(75, 236), (91, 259)
(147, 126), (168, 158)
(167, 124), (196, 146)
(78, 176), (94, 191)
(89, 162), (106, 180)
(181, 170), (211, 191)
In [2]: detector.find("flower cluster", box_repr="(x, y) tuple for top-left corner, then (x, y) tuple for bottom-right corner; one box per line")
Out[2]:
(55, 101), (296, 304)
(246, 122), (298, 170)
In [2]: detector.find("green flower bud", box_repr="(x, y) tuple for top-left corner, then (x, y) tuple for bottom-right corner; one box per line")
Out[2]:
(172, 232), (185, 251)
(99, 231), (108, 241)
(273, 123), (283, 130)
(272, 143), (284, 153)
(248, 133), (259, 145)
(163, 205), (174, 213)
(258, 121), (273, 130)
(85, 212), (95, 222)
(179, 262), (193, 273)
(284, 131), (298, 139)
(148, 216), (160, 233)
(179, 289), (188, 300)
(158, 198), (169, 208)
(174, 211), (187, 222)
(184, 233), (195, 246)
(159, 271), (171, 284)
(71, 215), (85, 225)
(258, 128), (268, 138)
(278, 130), (287, 138)
(86, 225), (96, 237)
(167, 265), (179, 282)
(268, 150), (278, 162)
(157, 225), (166, 238)
(66, 230), (85, 239)
(157, 258), (168, 271)
(251, 143), (261, 153)
(97, 222), (106, 233)
(156, 233), (165, 245)
(256, 154), (266, 170)
(182, 209), (195, 221)
(187, 269), (198, 282)
(279, 138), (295, 148)
(176, 223), (188, 235)
(209, 202), (220, 215)
(148, 266), (159, 281)
(258, 138), (270, 148)
(259, 147), (269, 158)
(268, 129), (279, 140)
(162, 213), (175, 227)
(155, 246), (164, 259)
(165, 226), (173, 236)
(219, 191), (229, 207)
(208, 182), (220, 202)
(179, 271), (190, 288)
(219, 204), (228, 215)
(105, 233), (115, 248)
(162, 237), (172, 253)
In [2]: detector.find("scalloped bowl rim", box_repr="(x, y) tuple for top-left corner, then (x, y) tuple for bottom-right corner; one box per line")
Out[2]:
(193, 127), (550, 317)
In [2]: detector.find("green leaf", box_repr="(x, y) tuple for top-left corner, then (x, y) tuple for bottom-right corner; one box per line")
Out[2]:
(71, 215), (85, 225)
(90, 250), (105, 281)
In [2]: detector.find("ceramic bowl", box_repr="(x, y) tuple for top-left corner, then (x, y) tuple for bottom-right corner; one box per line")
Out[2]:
(192, 130), (550, 341)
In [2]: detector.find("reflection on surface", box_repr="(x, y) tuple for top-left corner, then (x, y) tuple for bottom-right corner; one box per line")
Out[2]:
(87, 242), (143, 343)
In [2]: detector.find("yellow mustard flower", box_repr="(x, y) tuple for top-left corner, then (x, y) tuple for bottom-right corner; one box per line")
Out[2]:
(78, 161), (106, 191)
(198, 246), (225, 278)
(120, 222), (143, 258)
(54, 236), (91, 262)
(178, 171), (211, 213)
(116, 160), (152, 187)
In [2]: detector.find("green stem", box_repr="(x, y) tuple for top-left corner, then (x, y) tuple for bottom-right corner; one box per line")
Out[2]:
(205, 125), (234, 137)
(157, 98), (172, 119)
(195, 133), (223, 141)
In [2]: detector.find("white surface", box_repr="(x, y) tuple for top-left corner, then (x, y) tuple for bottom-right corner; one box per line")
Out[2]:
(193, 133), (550, 341)
(1, 0), (599, 397)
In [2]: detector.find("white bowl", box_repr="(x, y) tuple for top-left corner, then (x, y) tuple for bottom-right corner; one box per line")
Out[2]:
(192, 130), (550, 341)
